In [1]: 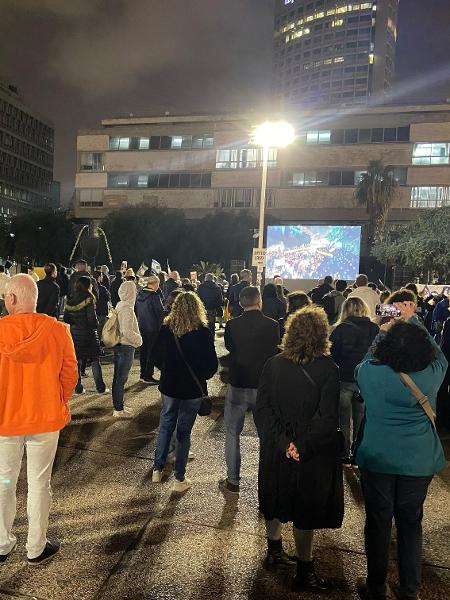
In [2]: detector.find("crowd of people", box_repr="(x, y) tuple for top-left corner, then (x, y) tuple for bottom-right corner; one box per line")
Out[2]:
(0, 260), (447, 600)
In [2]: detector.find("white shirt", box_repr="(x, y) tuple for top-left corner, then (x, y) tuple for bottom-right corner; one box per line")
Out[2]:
(348, 286), (380, 318)
(0, 272), (11, 298)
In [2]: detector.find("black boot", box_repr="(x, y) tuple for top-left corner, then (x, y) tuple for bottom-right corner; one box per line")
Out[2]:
(264, 538), (297, 572)
(293, 560), (330, 592)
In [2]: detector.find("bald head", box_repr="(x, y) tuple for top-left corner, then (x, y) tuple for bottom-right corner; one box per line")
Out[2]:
(4, 274), (38, 315)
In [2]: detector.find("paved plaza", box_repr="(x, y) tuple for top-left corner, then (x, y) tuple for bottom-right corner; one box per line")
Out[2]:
(0, 336), (448, 600)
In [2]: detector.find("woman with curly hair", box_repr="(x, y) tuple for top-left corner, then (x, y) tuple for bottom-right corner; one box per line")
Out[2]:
(256, 305), (343, 592)
(355, 294), (447, 600)
(152, 292), (218, 492)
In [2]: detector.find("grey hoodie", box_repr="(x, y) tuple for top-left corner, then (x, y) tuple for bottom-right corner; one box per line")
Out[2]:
(116, 281), (142, 348)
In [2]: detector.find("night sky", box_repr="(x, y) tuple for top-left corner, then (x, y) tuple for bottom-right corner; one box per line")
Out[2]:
(0, 0), (449, 205)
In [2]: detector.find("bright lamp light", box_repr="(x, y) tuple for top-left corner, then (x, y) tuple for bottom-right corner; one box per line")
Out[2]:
(252, 121), (295, 148)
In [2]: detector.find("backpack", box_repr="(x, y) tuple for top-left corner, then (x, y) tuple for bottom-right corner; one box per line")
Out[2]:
(101, 306), (121, 348)
(322, 292), (339, 323)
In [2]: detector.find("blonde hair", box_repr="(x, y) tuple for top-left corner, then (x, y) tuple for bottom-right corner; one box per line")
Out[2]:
(281, 305), (330, 365)
(164, 291), (207, 337)
(337, 297), (370, 324)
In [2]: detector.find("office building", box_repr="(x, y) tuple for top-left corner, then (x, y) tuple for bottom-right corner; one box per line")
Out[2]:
(273, 0), (399, 106)
(0, 81), (54, 217)
(74, 104), (450, 231)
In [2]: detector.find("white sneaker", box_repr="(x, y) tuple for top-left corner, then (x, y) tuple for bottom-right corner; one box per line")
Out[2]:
(74, 389), (86, 396)
(172, 478), (192, 493)
(152, 470), (162, 483)
(100, 388), (111, 394)
(123, 406), (134, 414)
(112, 410), (131, 418)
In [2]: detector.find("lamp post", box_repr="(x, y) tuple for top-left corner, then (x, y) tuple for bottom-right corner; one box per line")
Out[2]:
(252, 121), (295, 286)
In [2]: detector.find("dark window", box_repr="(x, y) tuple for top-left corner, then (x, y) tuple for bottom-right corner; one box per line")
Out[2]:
(331, 129), (344, 144)
(201, 173), (212, 187)
(180, 173), (190, 187)
(371, 128), (383, 142)
(348, 16), (359, 23)
(150, 136), (161, 150)
(160, 136), (171, 149)
(129, 137), (139, 150)
(347, 29), (358, 37)
(158, 174), (170, 188)
(358, 129), (371, 143)
(329, 171), (341, 185)
(169, 174), (180, 187)
(345, 129), (358, 143)
(148, 174), (159, 188)
(190, 174), (202, 187)
(384, 128), (397, 142)
(397, 126), (410, 142)
(341, 171), (354, 185)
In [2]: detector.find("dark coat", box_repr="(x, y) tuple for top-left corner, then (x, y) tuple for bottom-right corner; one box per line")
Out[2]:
(256, 353), (344, 530)
(36, 277), (60, 318)
(153, 325), (218, 399)
(68, 271), (99, 301)
(197, 280), (223, 312)
(64, 292), (101, 360)
(224, 310), (280, 388)
(163, 278), (180, 299)
(56, 271), (69, 297)
(136, 288), (164, 332)
(110, 273), (123, 308)
(228, 280), (250, 318)
(311, 282), (333, 305)
(330, 316), (379, 382)
(262, 297), (286, 321)
(96, 284), (111, 318)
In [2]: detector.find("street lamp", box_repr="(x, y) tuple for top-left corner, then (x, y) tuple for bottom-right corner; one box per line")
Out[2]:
(252, 121), (295, 285)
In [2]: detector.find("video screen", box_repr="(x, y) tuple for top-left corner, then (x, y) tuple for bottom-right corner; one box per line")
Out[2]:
(266, 225), (361, 280)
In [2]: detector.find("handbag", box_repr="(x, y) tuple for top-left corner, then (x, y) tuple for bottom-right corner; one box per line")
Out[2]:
(399, 372), (436, 429)
(173, 335), (212, 417)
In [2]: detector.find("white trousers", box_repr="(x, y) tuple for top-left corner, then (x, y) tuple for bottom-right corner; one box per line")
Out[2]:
(0, 431), (59, 559)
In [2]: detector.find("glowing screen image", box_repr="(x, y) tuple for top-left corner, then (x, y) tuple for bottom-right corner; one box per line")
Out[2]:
(266, 225), (362, 280)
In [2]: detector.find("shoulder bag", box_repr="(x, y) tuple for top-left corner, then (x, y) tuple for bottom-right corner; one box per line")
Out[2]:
(399, 373), (436, 429)
(173, 335), (212, 417)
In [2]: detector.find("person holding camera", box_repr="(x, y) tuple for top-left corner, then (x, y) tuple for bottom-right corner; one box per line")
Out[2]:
(355, 290), (447, 600)
(330, 297), (379, 466)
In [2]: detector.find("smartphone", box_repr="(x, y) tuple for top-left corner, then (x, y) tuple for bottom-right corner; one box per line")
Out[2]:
(376, 304), (402, 318)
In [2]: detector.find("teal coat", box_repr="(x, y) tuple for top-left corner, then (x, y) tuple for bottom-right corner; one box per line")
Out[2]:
(355, 319), (447, 477)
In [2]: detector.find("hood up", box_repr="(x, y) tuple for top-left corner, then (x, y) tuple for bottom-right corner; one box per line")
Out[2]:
(0, 313), (59, 364)
(118, 281), (137, 305)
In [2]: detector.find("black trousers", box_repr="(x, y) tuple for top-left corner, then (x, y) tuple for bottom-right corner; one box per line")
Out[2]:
(206, 309), (216, 338)
(361, 469), (432, 599)
(140, 331), (159, 379)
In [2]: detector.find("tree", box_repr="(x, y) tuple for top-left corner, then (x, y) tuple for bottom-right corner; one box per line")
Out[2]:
(356, 160), (399, 249)
(372, 207), (450, 280)
(192, 261), (224, 278)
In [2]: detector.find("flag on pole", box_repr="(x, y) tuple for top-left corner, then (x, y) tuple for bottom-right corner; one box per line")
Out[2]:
(151, 259), (161, 274)
(166, 259), (171, 273)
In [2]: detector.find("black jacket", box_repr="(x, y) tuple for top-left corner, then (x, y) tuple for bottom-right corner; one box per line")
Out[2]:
(96, 284), (111, 318)
(64, 292), (101, 360)
(163, 278), (180, 299)
(68, 270), (99, 301)
(56, 271), (69, 297)
(224, 309), (280, 388)
(330, 316), (379, 382)
(262, 297), (286, 321)
(311, 283), (333, 305)
(197, 280), (223, 312)
(256, 354), (343, 530)
(36, 277), (60, 318)
(136, 288), (164, 332)
(110, 273), (123, 308)
(228, 280), (250, 318)
(153, 325), (218, 399)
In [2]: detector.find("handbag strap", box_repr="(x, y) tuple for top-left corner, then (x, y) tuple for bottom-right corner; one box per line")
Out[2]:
(399, 372), (436, 429)
(173, 334), (204, 397)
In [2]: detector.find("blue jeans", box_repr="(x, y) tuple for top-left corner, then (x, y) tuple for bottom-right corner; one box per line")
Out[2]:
(224, 386), (259, 485)
(361, 470), (433, 599)
(154, 394), (201, 481)
(339, 381), (364, 456)
(112, 345), (135, 411)
(75, 359), (105, 394)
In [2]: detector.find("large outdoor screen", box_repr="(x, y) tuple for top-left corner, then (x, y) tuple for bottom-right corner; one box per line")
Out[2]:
(266, 225), (362, 280)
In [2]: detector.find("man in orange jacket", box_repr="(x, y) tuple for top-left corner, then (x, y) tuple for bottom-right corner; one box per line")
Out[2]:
(0, 274), (78, 564)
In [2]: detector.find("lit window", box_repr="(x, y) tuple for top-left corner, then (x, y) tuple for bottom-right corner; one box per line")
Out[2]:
(139, 138), (150, 150)
(137, 175), (148, 187)
(332, 19), (344, 27)
(171, 136), (182, 149)
(118, 138), (130, 150)
(334, 56), (345, 63)
(80, 152), (104, 171)
(413, 143), (450, 165)
(411, 186), (450, 208)
(369, 53), (374, 64)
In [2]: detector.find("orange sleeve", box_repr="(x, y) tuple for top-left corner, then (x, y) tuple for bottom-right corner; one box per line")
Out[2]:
(60, 326), (79, 401)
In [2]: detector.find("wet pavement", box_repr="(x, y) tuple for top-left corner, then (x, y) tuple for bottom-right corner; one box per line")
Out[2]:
(0, 334), (449, 599)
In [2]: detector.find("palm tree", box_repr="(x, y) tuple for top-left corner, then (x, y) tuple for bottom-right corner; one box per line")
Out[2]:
(355, 160), (398, 249)
(192, 260), (224, 278)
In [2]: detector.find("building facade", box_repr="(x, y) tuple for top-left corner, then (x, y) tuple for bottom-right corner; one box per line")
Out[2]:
(74, 104), (450, 230)
(273, 0), (399, 107)
(0, 82), (54, 217)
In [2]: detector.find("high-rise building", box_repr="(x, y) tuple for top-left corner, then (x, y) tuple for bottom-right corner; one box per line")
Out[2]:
(273, 0), (399, 107)
(0, 81), (54, 218)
